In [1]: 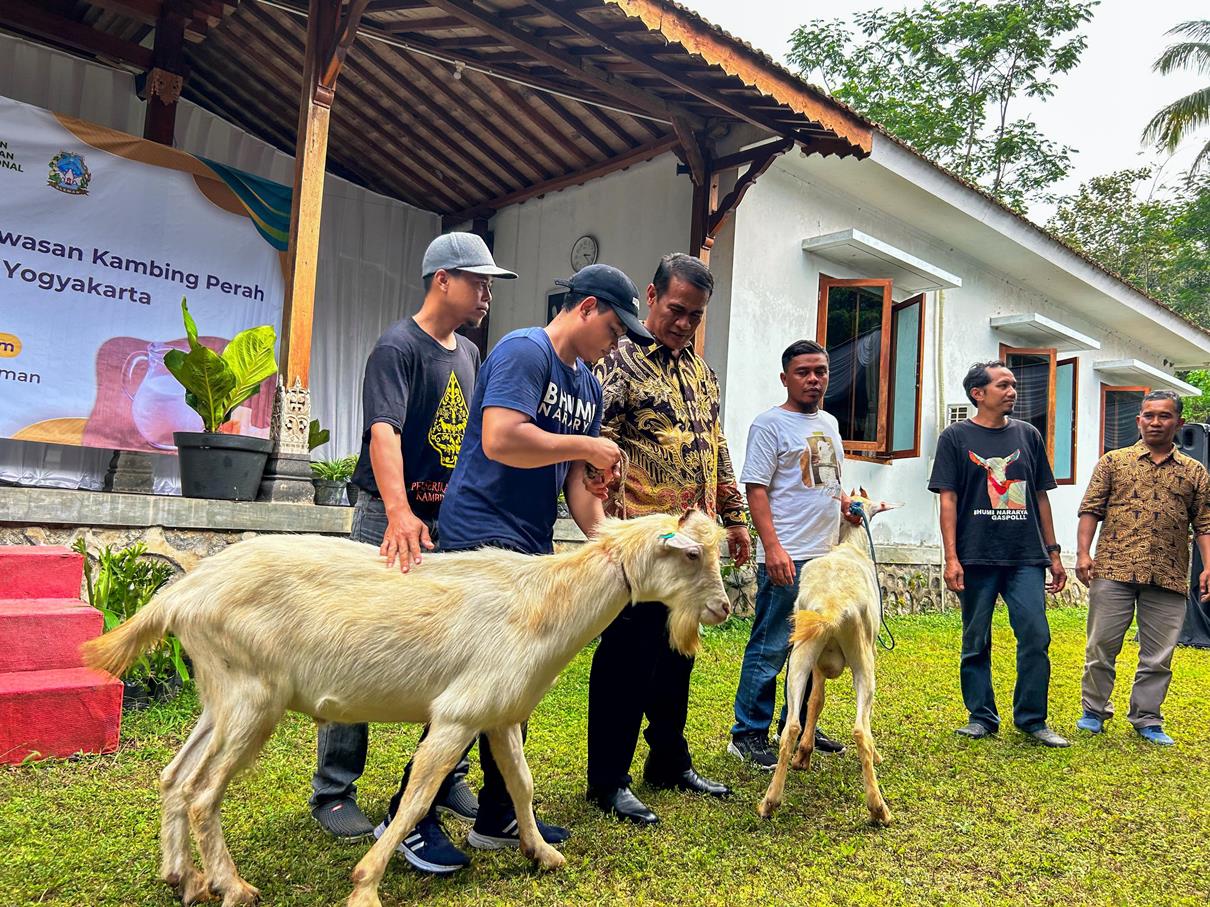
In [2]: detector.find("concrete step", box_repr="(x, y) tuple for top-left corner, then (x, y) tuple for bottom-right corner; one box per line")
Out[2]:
(0, 666), (122, 763)
(0, 546), (83, 600)
(0, 598), (102, 673)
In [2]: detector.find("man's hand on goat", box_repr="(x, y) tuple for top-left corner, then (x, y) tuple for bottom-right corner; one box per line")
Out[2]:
(1046, 554), (1067, 595)
(1075, 552), (1094, 587)
(582, 463), (619, 502)
(944, 557), (964, 592)
(381, 509), (434, 573)
(726, 524), (752, 567)
(765, 543), (796, 586)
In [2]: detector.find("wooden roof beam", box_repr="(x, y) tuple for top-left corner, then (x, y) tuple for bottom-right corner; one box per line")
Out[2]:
(243, 3), (495, 202)
(604, 0), (872, 154)
(707, 137), (792, 237)
(426, 0), (698, 128)
(2, 0), (154, 68)
(525, 0), (794, 140)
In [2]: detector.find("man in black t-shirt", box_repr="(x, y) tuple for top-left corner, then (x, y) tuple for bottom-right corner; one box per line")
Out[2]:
(928, 360), (1070, 747)
(309, 233), (516, 874)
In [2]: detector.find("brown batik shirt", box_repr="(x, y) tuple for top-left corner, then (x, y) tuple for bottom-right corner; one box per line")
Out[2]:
(593, 337), (746, 527)
(1079, 440), (1210, 594)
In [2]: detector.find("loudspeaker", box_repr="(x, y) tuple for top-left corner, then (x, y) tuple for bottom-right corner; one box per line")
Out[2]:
(1178, 424), (1210, 648)
(1176, 422), (1210, 464)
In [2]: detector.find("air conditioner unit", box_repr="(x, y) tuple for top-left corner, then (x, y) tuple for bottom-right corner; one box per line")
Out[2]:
(946, 403), (971, 426)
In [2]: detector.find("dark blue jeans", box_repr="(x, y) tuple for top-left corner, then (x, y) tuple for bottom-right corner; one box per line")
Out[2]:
(731, 562), (806, 738)
(959, 565), (1052, 733)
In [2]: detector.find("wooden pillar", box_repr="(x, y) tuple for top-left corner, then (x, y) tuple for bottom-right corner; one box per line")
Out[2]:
(142, 0), (188, 145)
(261, 0), (368, 503)
(688, 168), (718, 350)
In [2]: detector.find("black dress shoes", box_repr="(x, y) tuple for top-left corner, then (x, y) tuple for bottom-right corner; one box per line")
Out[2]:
(813, 728), (847, 754)
(644, 767), (730, 798)
(587, 786), (658, 825)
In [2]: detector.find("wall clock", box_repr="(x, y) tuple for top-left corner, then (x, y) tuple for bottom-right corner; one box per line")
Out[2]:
(571, 234), (599, 270)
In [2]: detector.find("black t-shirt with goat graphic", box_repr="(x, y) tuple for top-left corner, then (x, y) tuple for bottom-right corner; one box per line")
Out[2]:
(928, 418), (1056, 567)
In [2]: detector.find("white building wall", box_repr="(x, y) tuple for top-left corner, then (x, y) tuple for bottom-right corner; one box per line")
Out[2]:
(487, 154), (693, 344)
(722, 154), (1173, 555)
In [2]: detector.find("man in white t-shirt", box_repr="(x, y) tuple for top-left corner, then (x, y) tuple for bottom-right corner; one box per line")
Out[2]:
(729, 339), (850, 769)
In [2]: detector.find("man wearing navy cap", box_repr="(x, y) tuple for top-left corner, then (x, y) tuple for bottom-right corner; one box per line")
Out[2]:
(374, 263), (646, 871)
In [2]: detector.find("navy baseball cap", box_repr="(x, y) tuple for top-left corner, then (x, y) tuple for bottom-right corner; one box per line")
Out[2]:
(422, 232), (517, 279)
(555, 264), (653, 341)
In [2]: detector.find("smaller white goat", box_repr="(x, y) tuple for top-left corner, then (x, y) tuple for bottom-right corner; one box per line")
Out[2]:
(82, 511), (729, 907)
(757, 490), (900, 826)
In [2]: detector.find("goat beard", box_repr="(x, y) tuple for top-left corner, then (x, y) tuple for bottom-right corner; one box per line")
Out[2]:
(666, 607), (702, 657)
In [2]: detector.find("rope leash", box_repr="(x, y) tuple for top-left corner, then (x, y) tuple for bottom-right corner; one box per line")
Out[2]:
(850, 501), (896, 652)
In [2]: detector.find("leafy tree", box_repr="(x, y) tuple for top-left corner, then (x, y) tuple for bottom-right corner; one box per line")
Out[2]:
(788, 0), (1096, 211)
(1046, 168), (1210, 328)
(1181, 369), (1210, 425)
(1143, 20), (1210, 177)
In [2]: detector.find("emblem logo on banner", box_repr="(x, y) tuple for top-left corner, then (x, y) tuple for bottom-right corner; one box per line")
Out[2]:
(47, 151), (91, 195)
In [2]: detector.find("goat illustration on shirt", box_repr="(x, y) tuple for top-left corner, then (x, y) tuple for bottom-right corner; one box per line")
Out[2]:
(968, 449), (1027, 510)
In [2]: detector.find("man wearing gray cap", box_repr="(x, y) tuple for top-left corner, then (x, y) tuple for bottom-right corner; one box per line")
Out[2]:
(309, 232), (515, 859)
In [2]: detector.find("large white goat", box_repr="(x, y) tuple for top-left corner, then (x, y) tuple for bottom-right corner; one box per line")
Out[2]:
(82, 511), (729, 907)
(757, 492), (899, 826)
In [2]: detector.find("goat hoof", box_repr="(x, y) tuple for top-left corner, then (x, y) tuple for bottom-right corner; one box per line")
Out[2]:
(869, 803), (892, 826)
(181, 872), (216, 905)
(220, 879), (260, 906)
(791, 753), (812, 771)
(346, 890), (382, 907)
(529, 844), (565, 871)
(756, 799), (777, 820)
(873, 750), (884, 766)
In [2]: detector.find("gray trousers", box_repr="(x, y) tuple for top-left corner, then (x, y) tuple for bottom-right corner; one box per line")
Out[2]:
(1081, 578), (1187, 729)
(309, 496), (466, 808)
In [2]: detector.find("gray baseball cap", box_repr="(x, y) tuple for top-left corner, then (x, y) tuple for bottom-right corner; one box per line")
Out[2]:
(422, 232), (518, 279)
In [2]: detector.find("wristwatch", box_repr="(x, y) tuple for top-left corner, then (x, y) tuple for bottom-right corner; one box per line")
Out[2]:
(1045, 543), (1062, 555)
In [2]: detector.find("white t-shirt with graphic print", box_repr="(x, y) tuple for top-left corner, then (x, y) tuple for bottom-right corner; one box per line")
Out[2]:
(740, 406), (844, 563)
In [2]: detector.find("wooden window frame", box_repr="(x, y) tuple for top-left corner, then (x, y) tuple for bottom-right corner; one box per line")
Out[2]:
(887, 294), (926, 459)
(817, 276), (893, 454)
(1054, 356), (1079, 485)
(1000, 343), (1057, 461)
(1100, 384), (1149, 455)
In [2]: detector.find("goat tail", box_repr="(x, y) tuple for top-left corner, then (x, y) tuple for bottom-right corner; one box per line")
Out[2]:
(80, 596), (170, 677)
(790, 608), (838, 646)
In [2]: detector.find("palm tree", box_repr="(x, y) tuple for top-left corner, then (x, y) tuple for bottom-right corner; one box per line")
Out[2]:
(1143, 20), (1210, 175)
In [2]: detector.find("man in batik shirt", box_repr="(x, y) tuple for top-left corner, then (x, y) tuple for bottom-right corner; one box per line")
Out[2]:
(584, 253), (751, 826)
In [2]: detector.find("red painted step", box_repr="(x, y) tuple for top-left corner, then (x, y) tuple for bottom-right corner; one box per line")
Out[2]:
(0, 598), (103, 673)
(0, 667), (122, 763)
(0, 546), (83, 600)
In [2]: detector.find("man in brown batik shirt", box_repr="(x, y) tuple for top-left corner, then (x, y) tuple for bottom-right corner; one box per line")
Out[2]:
(584, 253), (750, 826)
(1075, 390), (1210, 745)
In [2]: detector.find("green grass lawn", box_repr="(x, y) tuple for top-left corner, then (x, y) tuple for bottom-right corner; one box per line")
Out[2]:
(3, 607), (1208, 906)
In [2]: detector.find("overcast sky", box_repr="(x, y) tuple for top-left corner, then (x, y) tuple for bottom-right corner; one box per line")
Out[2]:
(685, 0), (1208, 221)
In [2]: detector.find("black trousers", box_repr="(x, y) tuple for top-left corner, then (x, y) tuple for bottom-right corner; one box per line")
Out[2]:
(586, 600), (694, 791)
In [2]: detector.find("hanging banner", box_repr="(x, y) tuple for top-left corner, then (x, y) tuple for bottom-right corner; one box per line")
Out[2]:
(0, 95), (288, 453)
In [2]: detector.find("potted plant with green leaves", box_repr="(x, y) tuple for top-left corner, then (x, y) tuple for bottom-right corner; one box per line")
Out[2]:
(311, 454), (358, 506)
(164, 298), (278, 501)
(72, 538), (186, 708)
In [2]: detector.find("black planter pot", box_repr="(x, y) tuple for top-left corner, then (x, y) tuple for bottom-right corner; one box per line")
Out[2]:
(122, 675), (183, 711)
(174, 431), (273, 501)
(313, 479), (347, 506)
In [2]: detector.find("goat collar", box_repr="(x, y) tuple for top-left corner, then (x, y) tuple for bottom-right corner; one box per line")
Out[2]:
(607, 545), (636, 604)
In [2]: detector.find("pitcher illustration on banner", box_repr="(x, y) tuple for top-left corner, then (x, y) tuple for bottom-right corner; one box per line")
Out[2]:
(122, 342), (202, 449)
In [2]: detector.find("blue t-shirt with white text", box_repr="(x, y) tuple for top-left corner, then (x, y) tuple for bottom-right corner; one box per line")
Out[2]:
(438, 327), (602, 554)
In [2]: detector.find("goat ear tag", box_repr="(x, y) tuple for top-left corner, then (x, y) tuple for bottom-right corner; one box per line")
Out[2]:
(661, 531), (698, 551)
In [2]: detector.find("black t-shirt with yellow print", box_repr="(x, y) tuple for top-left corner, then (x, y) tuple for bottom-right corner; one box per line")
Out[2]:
(350, 317), (479, 521)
